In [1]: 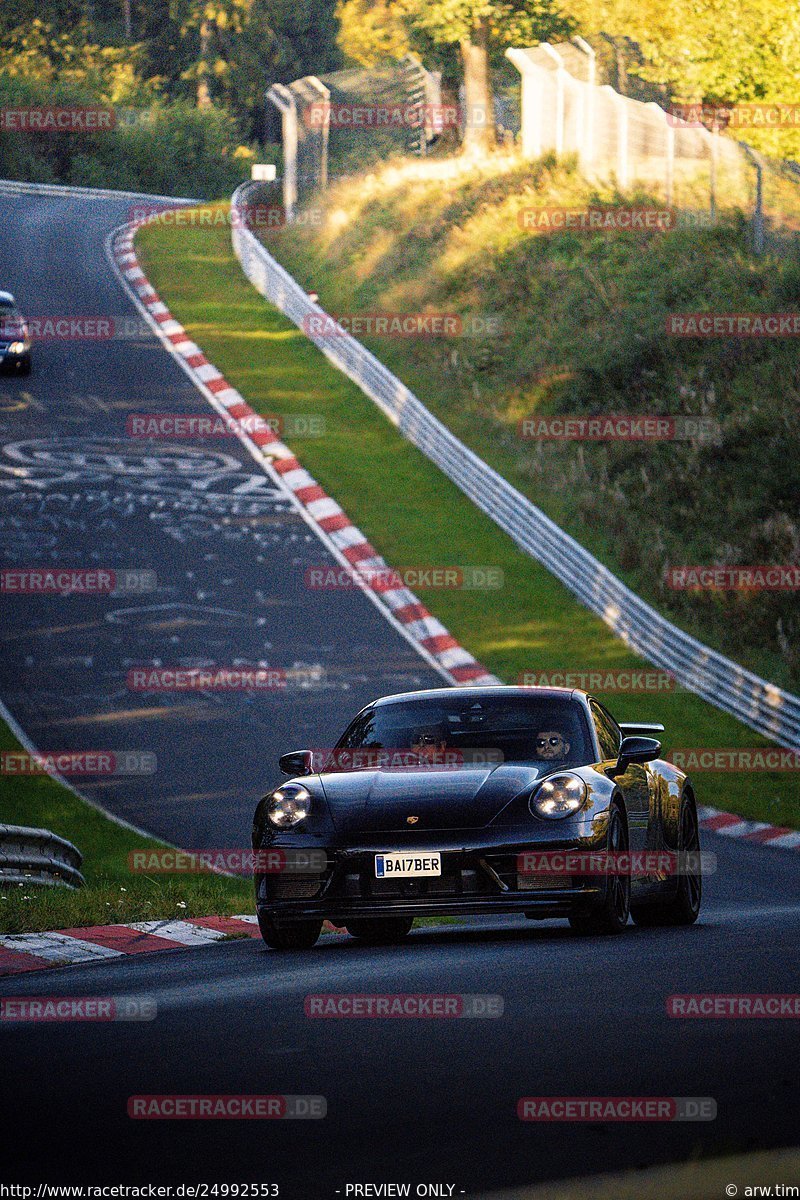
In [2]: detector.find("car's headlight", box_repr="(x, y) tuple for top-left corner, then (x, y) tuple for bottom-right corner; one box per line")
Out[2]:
(530, 773), (587, 819)
(8, 342), (25, 354)
(267, 783), (312, 828)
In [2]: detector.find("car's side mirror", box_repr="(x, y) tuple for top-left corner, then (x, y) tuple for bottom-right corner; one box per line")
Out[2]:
(607, 735), (661, 778)
(279, 749), (315, 777)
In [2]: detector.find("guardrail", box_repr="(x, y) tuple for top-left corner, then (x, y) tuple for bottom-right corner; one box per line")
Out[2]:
(0, 825), (85, 889)
(229, 180), (800, 750)
(0, 178), (198, 204)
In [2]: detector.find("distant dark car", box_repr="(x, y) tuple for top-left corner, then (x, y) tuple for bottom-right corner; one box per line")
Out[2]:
(0, 291), (31, 374)
(252, 686), (702, 949)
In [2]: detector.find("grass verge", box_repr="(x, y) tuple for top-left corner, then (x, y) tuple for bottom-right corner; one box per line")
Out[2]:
(0, 719), (252, 934)
(135, 202), (800, 830)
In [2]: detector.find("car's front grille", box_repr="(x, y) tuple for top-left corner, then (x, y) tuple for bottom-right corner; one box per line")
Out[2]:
(348, 865), (493, 900)
(264, 875), (325, 900)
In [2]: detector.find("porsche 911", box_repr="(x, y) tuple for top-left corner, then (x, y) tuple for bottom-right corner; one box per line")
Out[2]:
(252, 686), (702, 948)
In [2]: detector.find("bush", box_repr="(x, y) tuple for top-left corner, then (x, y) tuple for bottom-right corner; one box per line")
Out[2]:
(0, 72), (252, 197)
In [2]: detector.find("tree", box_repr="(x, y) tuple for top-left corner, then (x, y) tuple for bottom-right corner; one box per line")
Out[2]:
(407, 0), (573, 152)
(337, 0), (571, 154)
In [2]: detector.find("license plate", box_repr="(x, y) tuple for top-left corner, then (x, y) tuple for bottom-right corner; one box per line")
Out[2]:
(375, 852), (441, 878)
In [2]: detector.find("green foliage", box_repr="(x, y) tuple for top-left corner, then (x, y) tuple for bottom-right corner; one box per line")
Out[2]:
(0, 719), (251, 935)
(0, 71), (254, 195)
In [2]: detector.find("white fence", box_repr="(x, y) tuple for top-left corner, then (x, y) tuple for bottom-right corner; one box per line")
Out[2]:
(506, 40), (794, 250)
(230, 182), (800, 750)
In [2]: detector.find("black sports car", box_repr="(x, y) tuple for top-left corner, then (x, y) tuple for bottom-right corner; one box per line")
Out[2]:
(0, 291), (32, 374)
(252, 686), (702, 949)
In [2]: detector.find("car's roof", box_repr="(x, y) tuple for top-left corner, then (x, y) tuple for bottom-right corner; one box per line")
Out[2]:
(0, 291), (16, 305)
(373, 685), (584, 707)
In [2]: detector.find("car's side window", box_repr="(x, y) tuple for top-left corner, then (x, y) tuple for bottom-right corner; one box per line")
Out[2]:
(337, 710), (376, 749)
(589, 700), (622, 761)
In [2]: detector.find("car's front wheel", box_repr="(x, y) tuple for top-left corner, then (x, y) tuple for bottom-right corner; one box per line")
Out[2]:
(257, 912), (322, 950)
(345, 917), (414, 944)
(568, 804), (630, 935)
(16, 354), (31, 376)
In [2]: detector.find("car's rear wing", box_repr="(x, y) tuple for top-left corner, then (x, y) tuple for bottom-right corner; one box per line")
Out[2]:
(619, 722), (665, 735)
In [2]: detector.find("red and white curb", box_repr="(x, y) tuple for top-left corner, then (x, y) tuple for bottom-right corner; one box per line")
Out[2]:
(698, 806), (800, 850)
(0, 915), (266, 976)
(108, 216), (497, 688)
(0, 915), (354, 977)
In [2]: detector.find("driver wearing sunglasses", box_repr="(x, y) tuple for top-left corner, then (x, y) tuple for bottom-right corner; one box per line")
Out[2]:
(535, 729), (571, 761)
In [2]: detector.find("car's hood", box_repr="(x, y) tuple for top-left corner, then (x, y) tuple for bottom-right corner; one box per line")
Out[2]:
(317, 762), (545, 832)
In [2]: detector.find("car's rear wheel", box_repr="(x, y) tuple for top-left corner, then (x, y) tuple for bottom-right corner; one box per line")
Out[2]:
(345, 917), (414, 944)
(257, 912), (322, 950)
(568, 805), (630, 935)
(631, 797), (702, 927)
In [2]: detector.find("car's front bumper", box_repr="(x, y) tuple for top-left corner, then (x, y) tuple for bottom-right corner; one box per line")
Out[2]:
(0, 345), (31, 370)
(256, 834), (609, 924)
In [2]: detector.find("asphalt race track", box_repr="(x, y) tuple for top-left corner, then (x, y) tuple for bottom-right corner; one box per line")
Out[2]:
(0, 189), (444, 846)
(1, 191), (799, 1196)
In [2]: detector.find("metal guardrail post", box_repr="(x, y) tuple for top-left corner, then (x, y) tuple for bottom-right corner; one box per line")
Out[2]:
(742, 144), (766, 255)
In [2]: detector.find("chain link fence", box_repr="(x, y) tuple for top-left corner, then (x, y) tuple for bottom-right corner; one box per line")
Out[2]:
(267, 56), (441, 221)
(507, 39), (800, 250)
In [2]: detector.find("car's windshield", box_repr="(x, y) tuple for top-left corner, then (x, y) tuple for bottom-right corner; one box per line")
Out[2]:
(335, 694), (592, 768)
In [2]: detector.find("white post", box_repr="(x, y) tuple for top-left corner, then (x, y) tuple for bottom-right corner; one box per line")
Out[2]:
(539, 43), (565, 156)
(266, 83), (297, 222)
(506, 48), (545, 160)
(573, 36), (595, 170)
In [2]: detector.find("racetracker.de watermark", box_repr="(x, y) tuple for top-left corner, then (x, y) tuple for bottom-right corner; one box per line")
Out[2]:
(518, 415), (721, 443)
(302, 313), (502, 339)
(517, 1096), (716, 1121)
(0, 106), (114, 131)
(303, 102), (459, 129)
(128, 202), (322, 231)
(128, 848), (327, 875)
(518, 670), (676, 692)
(126, 666), (324, 692)
(0, 751), (156, 776)
(126, 413), (324, 439)
(665, 565), (800, 590)
(666, 313), (800, 337)
(307, 748), (504, 772)
(0, 996), (156, 1022)
(127, 1095), (326, 1119)
(516, 851), (715, 877)
(1, 569), (156, 595)
(667, 749), (800, 771)
(304, 565), (503, 592)
(668, 102), (800, 129)
(304, 994), (503, 1018)
(667, 994), (800, 1017)
(518, 207), (677, 232)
